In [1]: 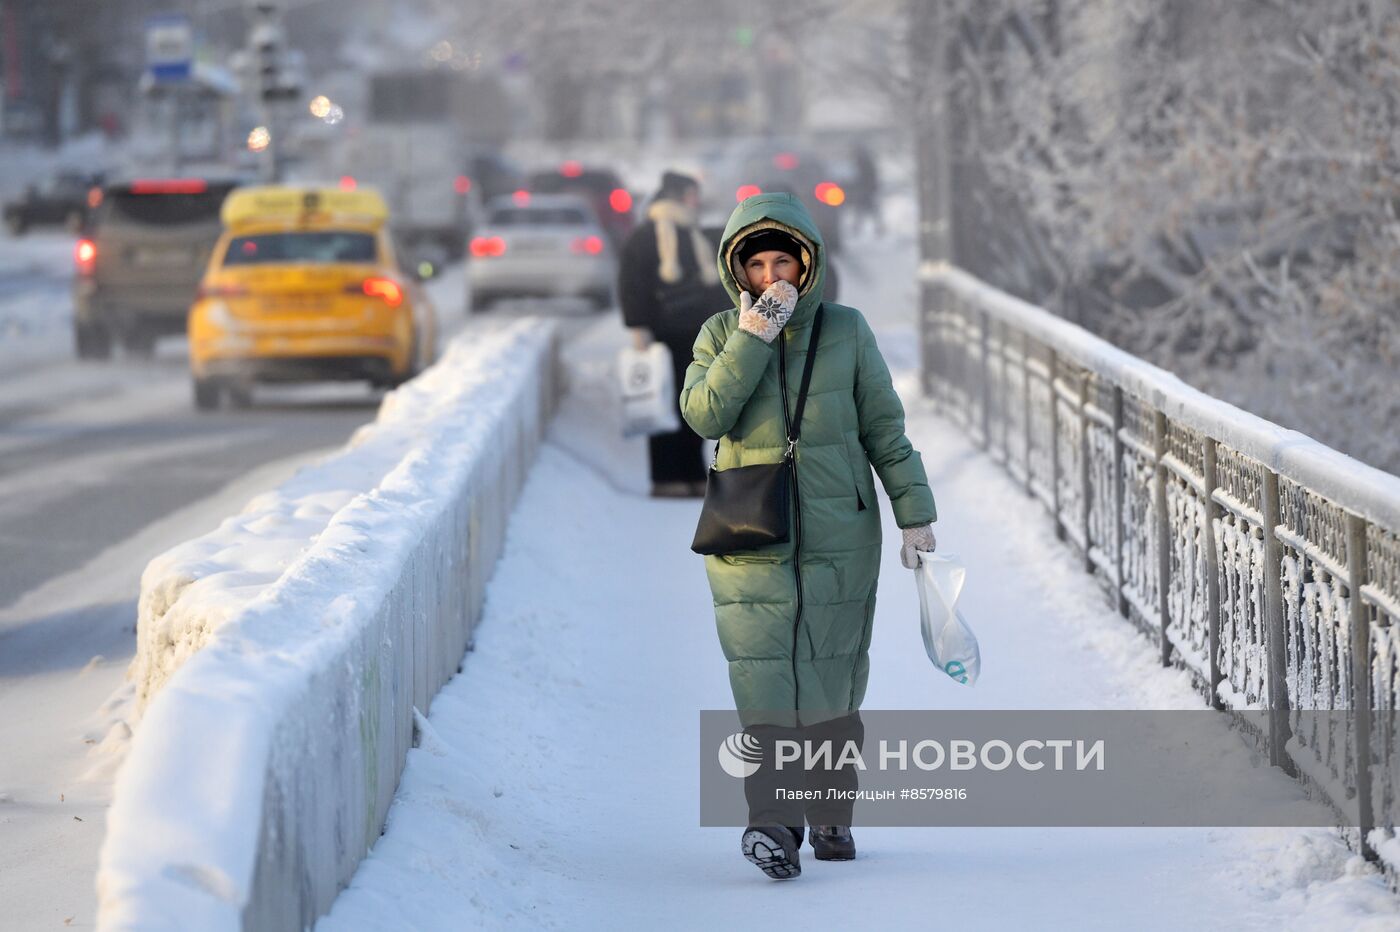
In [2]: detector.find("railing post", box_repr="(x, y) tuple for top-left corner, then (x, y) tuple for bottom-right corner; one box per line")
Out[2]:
(1000, 326), (1012, 457)
(1202, 439), (1224, 711)
(1049, 348), (1064, 540)
(1346, 512), (1377, 861)
(979, 310), (992, 450)
(1022, 333), (1034, 498)
(1261, 469), (1293, 772)
(1078, 371), (1093, 573)
(919, 277), (936, 400)
(1113, 386), (1128, 618)
(1153, 410), (1172, 666)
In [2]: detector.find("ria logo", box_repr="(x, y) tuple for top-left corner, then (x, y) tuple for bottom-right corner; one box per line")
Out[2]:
(718, 732), (763, 778)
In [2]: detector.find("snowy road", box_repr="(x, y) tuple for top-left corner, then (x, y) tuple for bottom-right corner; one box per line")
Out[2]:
(316, 238), (1400, 931)
(0, 230), (79, 367)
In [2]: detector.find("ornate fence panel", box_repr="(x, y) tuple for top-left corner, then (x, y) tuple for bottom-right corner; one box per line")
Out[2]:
(920, 263), (1400, 869)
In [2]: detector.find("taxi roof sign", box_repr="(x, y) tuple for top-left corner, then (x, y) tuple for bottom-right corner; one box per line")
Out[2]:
(221, 185), (389, 228)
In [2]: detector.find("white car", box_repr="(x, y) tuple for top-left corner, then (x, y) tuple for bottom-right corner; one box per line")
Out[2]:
(466, 194), (616, 312)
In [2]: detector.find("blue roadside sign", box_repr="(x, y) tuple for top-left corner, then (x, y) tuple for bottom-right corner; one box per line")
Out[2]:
(146, 14), (194, 84)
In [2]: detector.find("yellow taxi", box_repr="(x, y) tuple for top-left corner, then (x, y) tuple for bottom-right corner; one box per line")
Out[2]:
(188, 184), (438, 409)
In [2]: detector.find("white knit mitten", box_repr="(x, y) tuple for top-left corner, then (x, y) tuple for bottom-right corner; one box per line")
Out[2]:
(737, 280), (798, 343)
(900, 524), (937, 569)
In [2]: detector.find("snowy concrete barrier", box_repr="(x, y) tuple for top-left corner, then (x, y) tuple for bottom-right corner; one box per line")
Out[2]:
(921, 262), (1400, 868)
(97, 319), (558, 931)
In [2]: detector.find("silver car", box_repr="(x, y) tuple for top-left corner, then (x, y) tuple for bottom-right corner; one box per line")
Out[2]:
(466, 194), (616, 312)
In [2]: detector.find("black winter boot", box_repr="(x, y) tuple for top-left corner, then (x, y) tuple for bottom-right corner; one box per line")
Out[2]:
(741, 825), (802, 879)
(809, 825), (856, 861)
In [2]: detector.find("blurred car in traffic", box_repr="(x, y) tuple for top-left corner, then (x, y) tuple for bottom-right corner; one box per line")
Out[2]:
(466, 194), (616, 312)
(73, 177), (241, 358)
(702, 141), (849, 254)
(523, 163), (634, 246)
(4, 170), (104, 235)
(456, 145), (523, 244)
(187, 185), (437, 410)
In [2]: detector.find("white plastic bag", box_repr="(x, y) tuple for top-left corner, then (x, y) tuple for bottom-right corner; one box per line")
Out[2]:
(618, 343), (680, 438)
(914, 551), (981, 686)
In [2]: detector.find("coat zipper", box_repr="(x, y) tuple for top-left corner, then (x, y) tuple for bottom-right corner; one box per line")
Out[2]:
(778, 331), (804, 712)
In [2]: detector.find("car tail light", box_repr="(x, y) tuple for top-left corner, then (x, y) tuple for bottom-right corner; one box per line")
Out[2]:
(560, 160), (583, 178)
(454, 174), (472, 195)
(75, 239), (96, 275)
(735, 184), (762, 202)
(814, 182), (846, 207)
(130, 178), (208, 195)
(511, 189), (531, 206)
(359, 276), (404, 307)
(773, 152), (799, 171)
(87, 187), (103, 209)
(339, 175), (357, 191)
(570, 235), (604, 255)
(609, 188), (632, 213)
(470, 236), (506, 258)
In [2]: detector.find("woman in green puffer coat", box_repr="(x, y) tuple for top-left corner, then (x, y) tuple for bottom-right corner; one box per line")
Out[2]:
(680, 193), (937, 880)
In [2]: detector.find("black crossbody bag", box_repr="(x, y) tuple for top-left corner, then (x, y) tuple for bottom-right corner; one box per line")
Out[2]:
(691, 305), (824, 555)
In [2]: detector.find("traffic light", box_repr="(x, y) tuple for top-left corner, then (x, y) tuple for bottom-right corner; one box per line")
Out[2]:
(247, 1), (300, 103)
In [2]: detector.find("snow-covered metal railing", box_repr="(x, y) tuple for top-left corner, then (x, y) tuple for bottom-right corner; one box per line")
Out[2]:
(920, 262), (1400, 863)
(98, 321), (559, 931)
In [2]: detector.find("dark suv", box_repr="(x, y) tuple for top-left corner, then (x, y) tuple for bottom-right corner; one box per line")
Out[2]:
(74, 178), (240, 358)
(4, 171), (103, 235)
(703, 142), (848, 255)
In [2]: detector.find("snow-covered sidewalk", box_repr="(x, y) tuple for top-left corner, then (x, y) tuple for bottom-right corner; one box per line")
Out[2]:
(316, 320), (1400, 930)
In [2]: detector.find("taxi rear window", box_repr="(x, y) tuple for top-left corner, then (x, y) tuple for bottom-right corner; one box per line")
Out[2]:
(222, 231), (377, 265)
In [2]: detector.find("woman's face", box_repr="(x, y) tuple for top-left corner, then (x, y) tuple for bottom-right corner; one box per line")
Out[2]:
(743, 250), (802, 294)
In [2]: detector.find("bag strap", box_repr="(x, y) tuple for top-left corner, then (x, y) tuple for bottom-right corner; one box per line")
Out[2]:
(787, 304), (824, 445)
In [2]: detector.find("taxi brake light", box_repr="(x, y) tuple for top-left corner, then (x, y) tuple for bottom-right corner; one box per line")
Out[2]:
(470, 236), (506, 258)
(570, 235), (604, 255)
(339, 175), (357, 191)
(609, 188), (632, 213)
(511, 189), (531, 206)
(75, 239), (96, 275)
(361, 276), (403, 307)
(561, 161), (583, 178)
(735, 184), (762, 202)
(454, 174), (472, 195)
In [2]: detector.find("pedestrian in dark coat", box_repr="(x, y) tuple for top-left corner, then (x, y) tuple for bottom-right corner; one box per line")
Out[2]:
(618, 171), (727, 496)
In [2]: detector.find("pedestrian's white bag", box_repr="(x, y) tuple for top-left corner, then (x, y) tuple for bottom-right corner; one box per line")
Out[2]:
(914, 551), (981, 686)
(617, 343), (680, 438)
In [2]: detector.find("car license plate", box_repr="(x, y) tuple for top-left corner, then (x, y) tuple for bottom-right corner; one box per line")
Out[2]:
(132, 246), (191, 268)
(265, 294), (332, 311)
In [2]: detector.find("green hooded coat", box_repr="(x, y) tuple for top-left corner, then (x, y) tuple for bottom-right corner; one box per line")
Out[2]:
(680, 194), (936, 726)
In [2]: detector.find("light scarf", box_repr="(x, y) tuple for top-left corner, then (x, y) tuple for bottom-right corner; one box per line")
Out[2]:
(647, 199), (719, 286)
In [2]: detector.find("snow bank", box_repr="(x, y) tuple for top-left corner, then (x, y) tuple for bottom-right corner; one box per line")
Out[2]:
(922, 262), (1400, 531)
(96, 319), (558, 931)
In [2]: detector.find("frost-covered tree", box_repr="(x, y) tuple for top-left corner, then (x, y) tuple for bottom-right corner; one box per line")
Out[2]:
(880, 0), (1400, 471)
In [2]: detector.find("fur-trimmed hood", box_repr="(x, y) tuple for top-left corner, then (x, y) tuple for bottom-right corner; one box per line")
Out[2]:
(717, 193), (826, 330)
